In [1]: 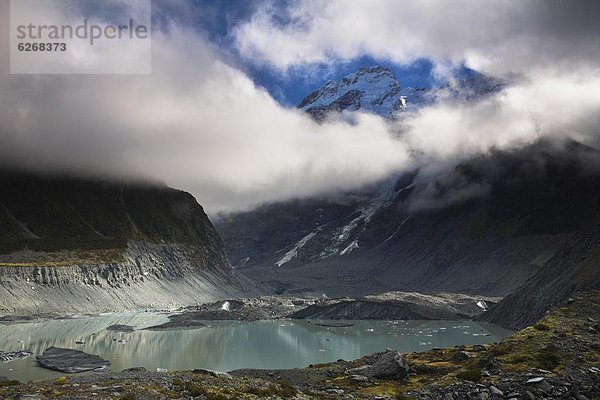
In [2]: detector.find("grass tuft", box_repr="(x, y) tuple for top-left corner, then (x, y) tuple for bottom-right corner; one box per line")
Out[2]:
(456, 368), (481, 382)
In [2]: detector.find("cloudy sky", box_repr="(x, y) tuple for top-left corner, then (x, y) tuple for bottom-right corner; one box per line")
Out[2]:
(1, 0), (600, 213)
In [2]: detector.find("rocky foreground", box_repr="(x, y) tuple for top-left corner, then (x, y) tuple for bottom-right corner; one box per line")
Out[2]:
(1, 292), (599, 399)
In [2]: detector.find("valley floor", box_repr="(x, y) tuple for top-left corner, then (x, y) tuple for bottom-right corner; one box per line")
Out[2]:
(139, 291), (500, 331)
(1, 292), (599, 399)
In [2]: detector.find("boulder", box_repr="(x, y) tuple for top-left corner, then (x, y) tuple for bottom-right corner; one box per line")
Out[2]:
(36, 347), (110, 373)
(490, 386), (504, 396)
(347, 350), (410, 380)
(192, 368), (232, 379)
(478, 355), (500, 371)
(349, 374), (369, 383)
(451, 351), (476, 362)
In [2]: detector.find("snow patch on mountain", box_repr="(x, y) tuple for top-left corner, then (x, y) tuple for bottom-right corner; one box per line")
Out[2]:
(340, 240), (359, 256)
(275, 229), (320, 267)
(318, 176), (407, 258)
(384, 216), (411, 243)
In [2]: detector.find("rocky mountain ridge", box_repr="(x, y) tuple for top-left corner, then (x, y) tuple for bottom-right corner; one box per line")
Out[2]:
(298, 66), (409, 119)
(297, 65), (503, 120)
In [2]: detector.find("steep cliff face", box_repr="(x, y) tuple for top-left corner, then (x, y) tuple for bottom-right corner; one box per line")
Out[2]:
(0, 241), (253, 315)
(0, 171), (222, 256)
(0, 170), (255, 316)
(217, 141), (600, 298)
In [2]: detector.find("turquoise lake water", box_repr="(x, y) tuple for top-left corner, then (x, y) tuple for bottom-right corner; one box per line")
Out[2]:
(0, 312), (512, 381)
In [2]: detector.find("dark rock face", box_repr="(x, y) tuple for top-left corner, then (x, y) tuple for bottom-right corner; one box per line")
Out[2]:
(0, 170), (224, 257)
(36, 347), (110, 373)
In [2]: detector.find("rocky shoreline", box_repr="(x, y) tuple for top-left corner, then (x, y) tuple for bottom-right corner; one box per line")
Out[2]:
(0, 291), (598, 399)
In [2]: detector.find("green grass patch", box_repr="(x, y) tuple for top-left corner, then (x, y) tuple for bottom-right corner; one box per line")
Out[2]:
(247, 382), (298, 398)
(536, 346), (561, 370)
(456, 368), (481, 382)
(533, 323), (551, 331)
(0, 380), (20, 387)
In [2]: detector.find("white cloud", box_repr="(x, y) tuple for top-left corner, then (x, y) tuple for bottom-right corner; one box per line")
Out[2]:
(234, 0), (600, 78)
(1, 0), (600, 214)
(0, 0), (410, 212)
(233, 0), (600, 208)
(406, 71), (600, 157)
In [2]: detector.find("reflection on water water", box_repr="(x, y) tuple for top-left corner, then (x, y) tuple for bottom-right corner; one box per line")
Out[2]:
(0, 312), (512, 382)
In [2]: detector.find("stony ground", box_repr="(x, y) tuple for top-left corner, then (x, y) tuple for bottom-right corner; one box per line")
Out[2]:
(1, 292), (599, 399)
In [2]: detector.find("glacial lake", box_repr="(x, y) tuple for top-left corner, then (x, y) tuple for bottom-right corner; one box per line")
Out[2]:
(0, 312), (512, 382)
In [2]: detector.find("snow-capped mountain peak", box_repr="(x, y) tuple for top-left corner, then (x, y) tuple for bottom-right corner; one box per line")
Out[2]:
(297, 65), (504, 120)
(298, 66), (408, 119)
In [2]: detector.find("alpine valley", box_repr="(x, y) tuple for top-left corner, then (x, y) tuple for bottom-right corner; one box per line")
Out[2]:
(2, 66), (600, 400)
